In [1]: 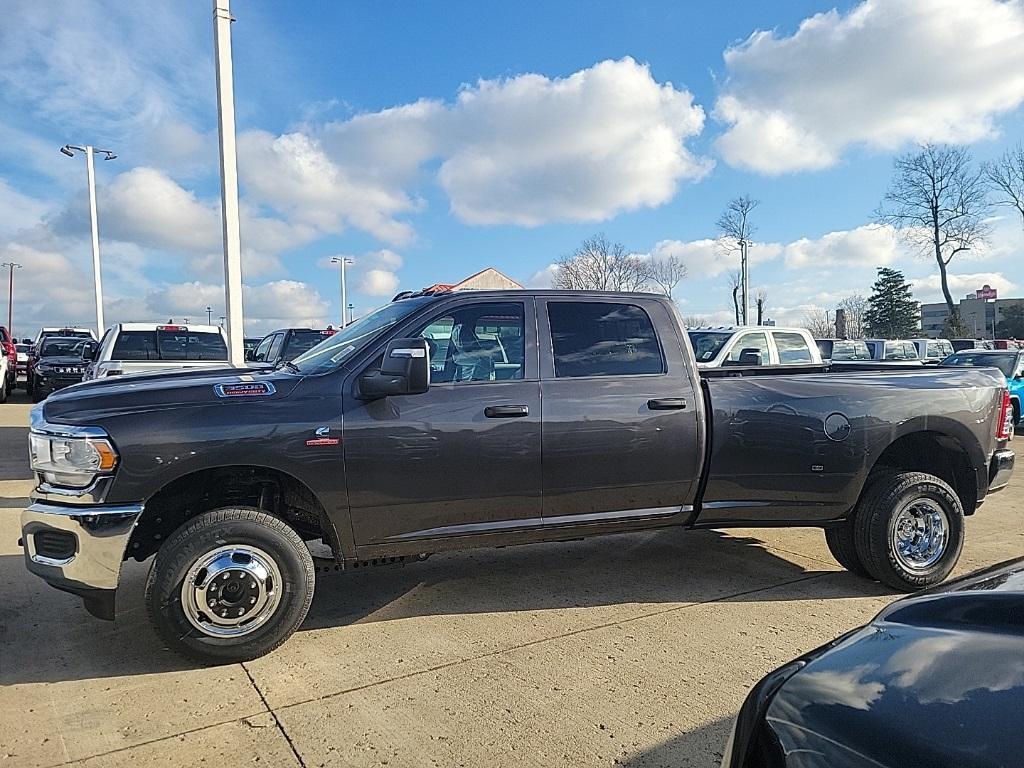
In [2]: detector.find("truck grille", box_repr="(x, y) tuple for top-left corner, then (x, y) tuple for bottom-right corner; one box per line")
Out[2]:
(33, 530), (76, 561)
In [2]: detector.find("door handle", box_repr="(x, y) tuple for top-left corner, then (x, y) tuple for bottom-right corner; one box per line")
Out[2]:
(647, 398), (687, 410)
(484, 405), (529, 418)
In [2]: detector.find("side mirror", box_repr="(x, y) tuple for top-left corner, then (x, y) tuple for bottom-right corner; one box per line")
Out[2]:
(359, 338), (430, 400)
(81, 341), (99, 361)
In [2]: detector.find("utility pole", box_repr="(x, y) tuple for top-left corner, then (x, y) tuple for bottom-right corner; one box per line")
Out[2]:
(1, 262), (21, 334)
(213, 0), (245, 366)
(739, 239), (749, 325)
(330, 257), (354, 327)
(60, 144), (115, 334)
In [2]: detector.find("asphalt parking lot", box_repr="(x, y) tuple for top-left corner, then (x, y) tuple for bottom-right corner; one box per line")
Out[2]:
(2, 391), (1022, 768)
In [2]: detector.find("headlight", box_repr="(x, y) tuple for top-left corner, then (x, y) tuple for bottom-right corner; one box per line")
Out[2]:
(29, 431), (118, 488)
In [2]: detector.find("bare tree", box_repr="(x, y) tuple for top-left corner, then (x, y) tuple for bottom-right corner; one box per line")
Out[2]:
(647, 253), (687, 298)
(552, 233), (651, 292)
(876, 144), (991, 335)
(802, 308), (834, 338)
(716, 194), (760, 251)
(984, 142), (1024, 228)
(755, 288), (768, 325)
(837, 294), (868, 339)
(727, 270), (742, 325)
(682, 315), (709, 328)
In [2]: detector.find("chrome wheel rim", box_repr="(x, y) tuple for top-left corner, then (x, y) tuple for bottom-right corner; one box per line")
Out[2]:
(181, 545), (283, 638)
(890, 498), (948, 571)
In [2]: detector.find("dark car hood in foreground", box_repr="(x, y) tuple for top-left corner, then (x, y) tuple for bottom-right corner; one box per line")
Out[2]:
(41, 366), (303, 425)
(766, 558), (1024, 768)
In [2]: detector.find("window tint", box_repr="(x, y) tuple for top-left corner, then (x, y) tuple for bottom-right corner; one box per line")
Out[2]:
(831, 341), (872, 361)
(283, 330), (334, 360)
(725, 332), (770, 366)
(266, 334), (285, 362)
(111, 330), (228, 361)
(884, 341), (917, 360)
(926, 340), (953, 359)
(687, 331), (731, 362)
(773, 332), (813, 363)
(549, 302), (664, 378)
(253, 335), (274, 362)
(417, 302), (525, 383)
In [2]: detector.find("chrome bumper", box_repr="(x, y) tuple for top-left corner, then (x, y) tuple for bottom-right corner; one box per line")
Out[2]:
(989, 448), (1015, 493)
(21, 501), (144, 603)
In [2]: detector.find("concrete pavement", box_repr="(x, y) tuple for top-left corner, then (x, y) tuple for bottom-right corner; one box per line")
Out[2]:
(1, 390), (1022, 767)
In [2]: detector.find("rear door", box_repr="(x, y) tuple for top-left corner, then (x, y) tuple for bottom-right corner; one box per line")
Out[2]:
(538, 297), (702, 524)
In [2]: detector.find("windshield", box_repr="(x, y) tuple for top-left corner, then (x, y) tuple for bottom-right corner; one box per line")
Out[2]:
(41, 339), (85, 358)
(291, 298), (434, 375)
(941, 352), (1017, 377)
(283, 330), (337, 360)
(687, 331), (732, 363)
(831, 341), (872, 361)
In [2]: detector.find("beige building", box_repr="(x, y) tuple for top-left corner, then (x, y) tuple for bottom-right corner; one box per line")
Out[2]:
(921, 285), (1024, 338)
(421, 267), (523, 294)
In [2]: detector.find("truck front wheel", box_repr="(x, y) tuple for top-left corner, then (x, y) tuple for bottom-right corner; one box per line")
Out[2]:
(853, 471), (964, 591)
(145, 507), (315, 664)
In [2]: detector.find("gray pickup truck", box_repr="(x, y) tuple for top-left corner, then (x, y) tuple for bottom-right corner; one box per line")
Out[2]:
(21, 290), (1015, 663)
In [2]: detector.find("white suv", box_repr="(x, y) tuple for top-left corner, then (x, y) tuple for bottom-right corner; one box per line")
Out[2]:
(83, 323), (231, 380)
(686, 326), (823, 368)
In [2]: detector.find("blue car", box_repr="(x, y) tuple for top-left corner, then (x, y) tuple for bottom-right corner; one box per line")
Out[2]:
(941, 348), (1024, 424)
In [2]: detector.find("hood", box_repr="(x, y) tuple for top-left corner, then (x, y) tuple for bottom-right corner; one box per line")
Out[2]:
(35, 356), (87, 367)
(42, 366), (303, 425)
(765, 557), (1024, 767)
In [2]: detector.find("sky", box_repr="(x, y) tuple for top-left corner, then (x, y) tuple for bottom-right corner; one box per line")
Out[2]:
(1, 0), (1023, 337)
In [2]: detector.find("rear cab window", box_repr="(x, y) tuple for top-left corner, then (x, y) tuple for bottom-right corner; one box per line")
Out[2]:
(111, 329), (228, 361)
(772, 331), (814, 364)
(548, 302), (664, 378)
(724, 332), (770, 366)
(884, 341), (918, 360)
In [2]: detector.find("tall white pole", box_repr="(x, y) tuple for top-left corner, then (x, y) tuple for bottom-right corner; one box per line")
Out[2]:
(340, 259), (348, 327)
(213, 0), (245, 366)
(85, 146), (105, 334)
(740, 239), (749, 326)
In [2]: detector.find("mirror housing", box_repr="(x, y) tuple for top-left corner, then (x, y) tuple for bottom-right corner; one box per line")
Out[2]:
(360, 337), (430, 399)
(81, 340), (99, 361)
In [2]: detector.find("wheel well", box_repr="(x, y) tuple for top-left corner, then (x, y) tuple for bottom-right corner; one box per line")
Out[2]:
(869, 431), (978, 515)
(127, 466), (335, 562)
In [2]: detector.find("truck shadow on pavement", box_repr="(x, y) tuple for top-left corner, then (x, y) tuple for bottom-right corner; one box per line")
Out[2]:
(0, 527), (890, 686)
(618, 715), (735, 767)
(0, 426), (32, 481)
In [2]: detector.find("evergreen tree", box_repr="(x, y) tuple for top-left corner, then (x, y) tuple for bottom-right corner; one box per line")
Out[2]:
(864, 267), (919, 339)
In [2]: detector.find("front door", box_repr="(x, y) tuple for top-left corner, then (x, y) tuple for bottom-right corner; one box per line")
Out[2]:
(538, 297), (703, 524)
(343, 297), (541, 546)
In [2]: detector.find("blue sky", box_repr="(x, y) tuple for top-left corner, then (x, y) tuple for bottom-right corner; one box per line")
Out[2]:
(1, 0), (1023, 336)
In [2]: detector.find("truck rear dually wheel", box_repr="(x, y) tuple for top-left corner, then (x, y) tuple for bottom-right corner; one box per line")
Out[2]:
(145, 507), (315, 664)
(853, 471), (964, 591)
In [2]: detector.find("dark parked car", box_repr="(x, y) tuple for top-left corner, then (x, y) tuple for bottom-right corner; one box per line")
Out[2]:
(941, 348), (1024, 425)
(722, 557), (1024, 768)
(27, 336), (88, 401)
(21, 291), (1015, 663)
(246, 327), (336, 367)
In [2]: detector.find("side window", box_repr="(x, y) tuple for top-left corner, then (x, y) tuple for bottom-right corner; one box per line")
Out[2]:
(416, 302), (525, 384)
(725, 332), (770, 366)
(267, 334), (286, 362)
(548, 302), (664, 378)
(253, 335), (275, 362)
(773, 332), (813, 363)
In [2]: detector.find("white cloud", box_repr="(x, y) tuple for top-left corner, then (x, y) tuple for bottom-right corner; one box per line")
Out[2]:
(358, 269), (400, 296)
(649, 237), (783, 279)
(0, 178), (50, 236)
(783, 225), (907, 268)
(246, 58), (709, 237)
(715, 0), (1024, 173)
(911, 272), (1018, 303)
(528, 264), (560, 288)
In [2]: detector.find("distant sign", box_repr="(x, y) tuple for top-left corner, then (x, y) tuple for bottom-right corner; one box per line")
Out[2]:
(976, 285), (998, 300)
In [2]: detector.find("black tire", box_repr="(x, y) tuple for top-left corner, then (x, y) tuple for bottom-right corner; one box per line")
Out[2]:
(854, 471), (964, 591)
(0, 377), (7, 404)
(824, 521), (870, 577)
(145, 507), (315, 664)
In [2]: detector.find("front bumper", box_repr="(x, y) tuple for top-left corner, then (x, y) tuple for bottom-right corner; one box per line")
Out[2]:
(33, 375), (83, 395)
(20, 501), (143, 620)
(989, 448), (1015, 493)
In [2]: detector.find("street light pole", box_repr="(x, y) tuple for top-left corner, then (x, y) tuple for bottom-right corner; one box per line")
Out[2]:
(60, 144), (115, 335)
(330, 257), (354, 326)
(739, 239), (749, 325)
(206, 306), (213, 325)
(1, 262), (21, 334)
(213, 0), (246, 366)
